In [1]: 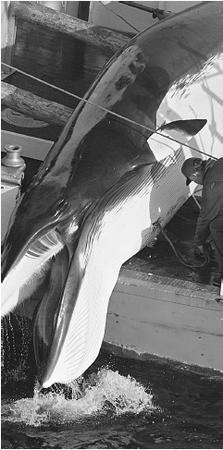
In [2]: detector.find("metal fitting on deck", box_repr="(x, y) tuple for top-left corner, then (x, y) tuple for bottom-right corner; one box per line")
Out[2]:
(2, 144), (26, 169)
(1, 144), (26, 187)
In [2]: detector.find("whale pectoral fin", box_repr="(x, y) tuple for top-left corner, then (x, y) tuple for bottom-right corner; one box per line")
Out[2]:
(34, 239), (86, 389)
(33, 246), (69, 377)
(147, 119), (207, 161)
(159, 119), (207, 137)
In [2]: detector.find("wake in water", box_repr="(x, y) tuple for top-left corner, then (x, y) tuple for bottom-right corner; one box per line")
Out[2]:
(2, 368), (157, 427)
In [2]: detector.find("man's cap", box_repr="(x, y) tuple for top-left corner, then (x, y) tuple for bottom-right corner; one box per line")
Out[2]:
(181, 157), (202, 186)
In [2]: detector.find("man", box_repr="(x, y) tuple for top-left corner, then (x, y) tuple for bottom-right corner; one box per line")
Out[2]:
(181, 156), (223, 290)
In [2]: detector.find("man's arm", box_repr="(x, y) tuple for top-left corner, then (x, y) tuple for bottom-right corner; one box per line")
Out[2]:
(194, 179), (223, 245)
(194, 211), (210, 245)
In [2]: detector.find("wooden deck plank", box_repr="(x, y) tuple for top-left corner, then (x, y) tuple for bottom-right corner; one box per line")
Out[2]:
(105, 270), (223, 371)
(11, 1), (130, 56)
(1, 81), (73, 126)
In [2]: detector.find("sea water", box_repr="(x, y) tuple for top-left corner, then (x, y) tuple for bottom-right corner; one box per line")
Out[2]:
(1, 349), (223, 449)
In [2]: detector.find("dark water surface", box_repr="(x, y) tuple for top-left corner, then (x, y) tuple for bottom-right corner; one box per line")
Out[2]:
(2, 350), (223, 449)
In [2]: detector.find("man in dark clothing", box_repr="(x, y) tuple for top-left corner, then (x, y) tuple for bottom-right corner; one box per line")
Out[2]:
(181, 157), (223, 292)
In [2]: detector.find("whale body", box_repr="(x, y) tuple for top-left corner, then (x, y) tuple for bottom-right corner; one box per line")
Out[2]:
(1, 2), (223, 388)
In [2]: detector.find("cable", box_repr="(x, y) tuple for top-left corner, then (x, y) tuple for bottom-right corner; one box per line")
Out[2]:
(155, 221), (210, 269)
(99, 1), (139, 32)
(1, 61), (218, 161)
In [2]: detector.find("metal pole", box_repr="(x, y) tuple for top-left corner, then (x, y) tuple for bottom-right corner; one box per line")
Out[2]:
(119, 1), (172, 19)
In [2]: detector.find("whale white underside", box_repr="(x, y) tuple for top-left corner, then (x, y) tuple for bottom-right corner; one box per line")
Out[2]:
(1, 230), (64, 317)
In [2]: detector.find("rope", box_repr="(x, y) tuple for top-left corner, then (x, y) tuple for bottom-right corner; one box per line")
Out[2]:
(191, 193), (201, 210)
(1, 61), (218, 161)
(156, 222), (210, 269)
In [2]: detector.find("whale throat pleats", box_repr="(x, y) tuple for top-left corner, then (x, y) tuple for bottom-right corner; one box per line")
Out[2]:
(41, 165), (155, 387)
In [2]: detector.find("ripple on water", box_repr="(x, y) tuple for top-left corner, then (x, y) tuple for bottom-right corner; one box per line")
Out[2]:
(2, 368), (157, 427)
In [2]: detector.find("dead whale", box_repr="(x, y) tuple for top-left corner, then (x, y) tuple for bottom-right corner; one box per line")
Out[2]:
(2, 2), (222, 388)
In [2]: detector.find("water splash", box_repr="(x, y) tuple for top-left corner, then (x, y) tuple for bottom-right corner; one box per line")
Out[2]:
(1, 314), (32, 383)
(2, 368), (157, 427)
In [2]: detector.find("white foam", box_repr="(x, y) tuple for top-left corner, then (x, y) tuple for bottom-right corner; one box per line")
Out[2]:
(2, 369), (157, 427)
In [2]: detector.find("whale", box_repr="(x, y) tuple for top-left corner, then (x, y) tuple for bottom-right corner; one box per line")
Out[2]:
(1, 1), (223, 388)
